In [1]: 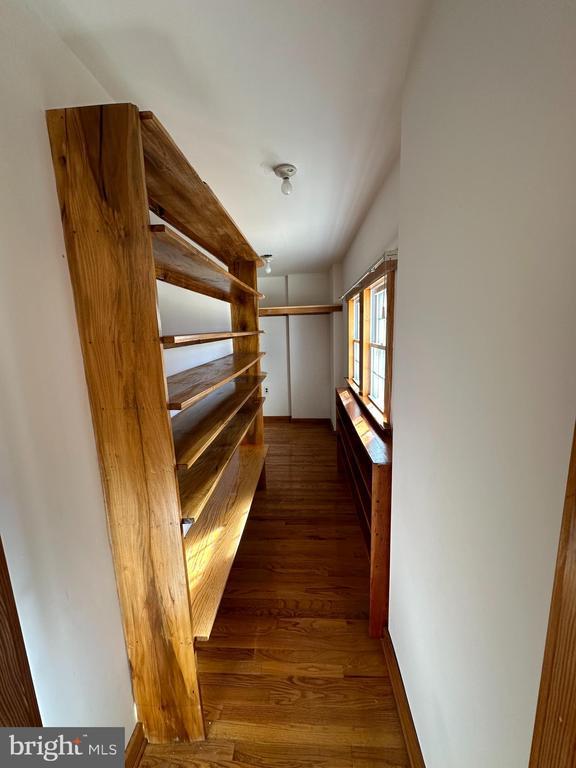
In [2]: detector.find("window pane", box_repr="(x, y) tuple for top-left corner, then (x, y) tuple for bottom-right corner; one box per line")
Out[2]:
(370, 284), (387, 345)
(370, 345), (386, 410)
(353, 296), (360, 338)
(353, 340), (360, 383)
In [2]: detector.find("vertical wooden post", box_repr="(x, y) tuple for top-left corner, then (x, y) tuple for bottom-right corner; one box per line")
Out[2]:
(530, 424), (576, 766)
(46, 104), (204, 743)
(230, 260), (264, 445)
(0, 538), (42, 727)
(369, 465), (392, 638)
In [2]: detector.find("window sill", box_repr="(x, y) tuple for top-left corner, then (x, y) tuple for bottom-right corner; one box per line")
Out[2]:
(345, 378), (392, 439)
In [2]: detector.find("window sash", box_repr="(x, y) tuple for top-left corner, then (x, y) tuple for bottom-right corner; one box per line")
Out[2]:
(370, 282), (387, 347)
(352, 340), (360, 384)
(346, 267), (395, 424)
(369, 344), (386, 410)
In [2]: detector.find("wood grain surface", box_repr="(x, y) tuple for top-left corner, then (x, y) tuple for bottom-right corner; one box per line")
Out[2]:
(0, 538), (41, 727)
(162, 331), (262, 348)
(185, 445), (267, 640)
(178, 397), (264, 523)
(530, 424), (576, 767)
(167, 353), (264, 410)
(172, 375), (265, 469)
(46, 104), (203, 742)
(259, 304), (342, 317)
(151, 225), (262, 301)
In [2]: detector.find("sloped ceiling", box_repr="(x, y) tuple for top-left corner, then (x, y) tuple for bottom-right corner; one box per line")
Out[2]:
(28, 0), (428, 273)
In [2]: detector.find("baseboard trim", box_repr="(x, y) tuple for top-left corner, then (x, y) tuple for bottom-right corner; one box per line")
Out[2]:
(264, 416), (332, 425)
(264, 416), (332, 424)
(290, 418), (332, 424)
(381, 630), (426, 768)
(125, 722), (147, 768)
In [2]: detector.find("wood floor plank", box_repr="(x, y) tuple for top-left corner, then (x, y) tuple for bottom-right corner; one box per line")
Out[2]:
(254, 648), (390, 678)
(218, 598), (369, 620)
(207, 721), (404, 749)
(206, 616), (383, 652)
(352, 746), (410, 768)
(232, 741), (353, 768)
(141, 740), (235, 768)
(199, 673), (393, 703)
(144, 422), (408, 764)
(215, 702), (399, 728)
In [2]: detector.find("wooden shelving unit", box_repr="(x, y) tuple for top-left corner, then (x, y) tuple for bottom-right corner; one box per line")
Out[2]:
(260, 303), (342, 316)
(336, 387), (392, 640)
(46, 103), (267, 744)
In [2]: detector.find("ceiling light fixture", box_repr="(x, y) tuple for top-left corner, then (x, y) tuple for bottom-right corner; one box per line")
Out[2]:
(262, 255), (273, 275)
(274, 163), (297, 196)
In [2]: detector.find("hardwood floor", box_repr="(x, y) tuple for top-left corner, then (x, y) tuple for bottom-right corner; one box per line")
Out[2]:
(142, 422), (409, 767)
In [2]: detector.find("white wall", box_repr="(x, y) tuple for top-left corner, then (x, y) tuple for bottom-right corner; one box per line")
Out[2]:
(158, 281), (232, 382)
(257, 272), (333, 420)
(330, 263), (345, 428)
(289, 315), (332, 420)
(259, 317), (290, 417)
(287, 273), (331, 306)
(286, 273), (332, 419)
(391, 1), (576, 766)
(258, 275), (287, 308)
(342, 159), (400, 291)
(0, 0), (135, 734)
(258, 275), (288, 416)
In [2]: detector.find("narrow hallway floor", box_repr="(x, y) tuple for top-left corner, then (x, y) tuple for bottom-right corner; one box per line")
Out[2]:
(142, 421), (409, 767)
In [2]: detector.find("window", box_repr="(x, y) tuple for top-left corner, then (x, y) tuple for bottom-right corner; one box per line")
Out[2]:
(346, 260), (396, 425)
(369, 280), (386, 411)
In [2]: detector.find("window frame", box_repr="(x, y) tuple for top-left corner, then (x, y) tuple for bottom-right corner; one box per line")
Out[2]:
(346, 262), (396, 426)
(368, 277), (387, 413)
(348, 294), (361, 386)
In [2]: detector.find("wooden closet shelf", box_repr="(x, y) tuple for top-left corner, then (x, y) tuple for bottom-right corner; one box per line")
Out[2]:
(259, 304), (342, 316)
(151, 225), (263, 301)
(172, 375), (266, 469)
(162, 330), (262, 348)
(167, 352), (265, 411)
(141, 111), (262, 268)
(185, 444), (267, 641)
(178, 397), (264, 524)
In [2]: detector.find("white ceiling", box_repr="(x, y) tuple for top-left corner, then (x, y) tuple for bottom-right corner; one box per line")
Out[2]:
(29, 0), (428, 273)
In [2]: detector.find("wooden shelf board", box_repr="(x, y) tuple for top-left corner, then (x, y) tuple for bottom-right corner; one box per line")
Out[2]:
(140, 112), (261, 268)
(172, 375), (266, 469)
(178, 397), (264, 524)
(259, 304), (342, 317)
(162, 330), (262, 348)
(167, 352), (265, 411)
(151, 225), (263, 301)
(185, 444), (268, 641)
